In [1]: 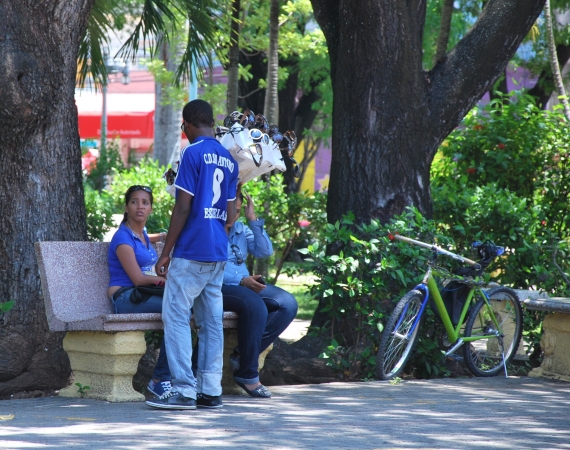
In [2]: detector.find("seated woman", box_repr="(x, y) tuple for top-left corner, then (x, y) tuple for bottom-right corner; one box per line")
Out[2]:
(107, 185), (171, 398)
(223, 186), (298, 398)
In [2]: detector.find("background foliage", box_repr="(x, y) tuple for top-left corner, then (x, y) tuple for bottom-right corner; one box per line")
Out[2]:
(432, 92), (570, 296)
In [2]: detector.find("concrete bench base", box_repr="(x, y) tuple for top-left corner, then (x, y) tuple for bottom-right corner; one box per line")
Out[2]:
(528, 313), (570, 383)
(60, 331), (146, 402)
(520, 295), (570, 383)
(61, 329), (272, 401)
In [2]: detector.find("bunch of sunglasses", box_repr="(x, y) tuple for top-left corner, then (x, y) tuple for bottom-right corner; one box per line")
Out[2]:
(217, 109), (300, 177)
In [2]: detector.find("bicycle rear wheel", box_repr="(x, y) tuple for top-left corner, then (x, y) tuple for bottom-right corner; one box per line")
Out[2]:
(376, 290), (424, 380)
(463, 287), (523, 377)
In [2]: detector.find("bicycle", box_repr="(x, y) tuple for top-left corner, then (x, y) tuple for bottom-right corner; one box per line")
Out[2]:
(376, 234), (523, 380)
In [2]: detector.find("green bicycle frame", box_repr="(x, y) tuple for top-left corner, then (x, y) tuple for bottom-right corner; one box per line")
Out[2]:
(422, 267), (502, 348)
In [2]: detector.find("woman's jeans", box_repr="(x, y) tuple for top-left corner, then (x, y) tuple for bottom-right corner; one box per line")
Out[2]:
(112, 288), (171, 381)
(222, 283), (298, 384)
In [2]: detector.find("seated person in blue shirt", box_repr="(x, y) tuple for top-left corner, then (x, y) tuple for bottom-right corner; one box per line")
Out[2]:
(223, 185), (298, 398)
(107, 185), (171, 398)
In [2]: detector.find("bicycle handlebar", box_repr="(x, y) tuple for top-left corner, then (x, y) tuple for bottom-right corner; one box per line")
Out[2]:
(389, 234), (480, 267)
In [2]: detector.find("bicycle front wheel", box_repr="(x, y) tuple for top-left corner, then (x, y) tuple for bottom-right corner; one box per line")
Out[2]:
(463, 287), (523, 377)
(376, 290), (424, 380)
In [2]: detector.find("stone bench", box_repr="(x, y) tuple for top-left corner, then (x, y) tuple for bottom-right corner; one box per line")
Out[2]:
(35, 241), (267, 402)
(513, 289), (570, 382)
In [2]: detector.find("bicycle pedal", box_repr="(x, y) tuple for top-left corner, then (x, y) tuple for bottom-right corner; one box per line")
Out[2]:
(446, 354), (464, 362)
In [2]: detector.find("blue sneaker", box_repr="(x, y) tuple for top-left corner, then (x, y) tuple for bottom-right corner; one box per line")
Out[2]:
(146, 391), (196, 410)
(147, 380), (172, 397)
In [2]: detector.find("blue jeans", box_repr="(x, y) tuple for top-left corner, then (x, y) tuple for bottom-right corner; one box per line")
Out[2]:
(162, 258), (226, 399)
(222, 283), (298, 384)
(112, 288), (171, 381)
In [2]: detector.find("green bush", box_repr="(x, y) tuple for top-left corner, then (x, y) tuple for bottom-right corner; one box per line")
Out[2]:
(432, 93), (570, 292)
(107, 158), (175, 232)
(304, 207), (455, 380)
(84, 184), (116, 241)
(84, 139), (125, 191)
(242, 174), (328, 282)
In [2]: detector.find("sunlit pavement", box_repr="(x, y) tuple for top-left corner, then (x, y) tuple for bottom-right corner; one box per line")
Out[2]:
(1, 377), (569, 449)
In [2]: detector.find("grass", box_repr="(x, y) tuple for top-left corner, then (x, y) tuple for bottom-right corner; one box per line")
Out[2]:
(272, 265), (319, 320)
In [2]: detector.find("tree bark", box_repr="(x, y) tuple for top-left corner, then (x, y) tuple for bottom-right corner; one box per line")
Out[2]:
(226, 0), (241, 114)
(311, 0), (545, 225)
(0, 0), (94, 396)
(544, 0), (570, 121)
(153, 39), (180, 167)
(434, 0), (454, 65)
(263, 0), (280, 124)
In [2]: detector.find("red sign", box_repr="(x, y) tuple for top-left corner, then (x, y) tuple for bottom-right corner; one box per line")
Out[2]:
(78, 111), (155, 139)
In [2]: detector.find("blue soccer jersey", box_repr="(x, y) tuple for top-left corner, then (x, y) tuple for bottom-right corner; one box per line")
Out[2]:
(173, 135), (238, 262)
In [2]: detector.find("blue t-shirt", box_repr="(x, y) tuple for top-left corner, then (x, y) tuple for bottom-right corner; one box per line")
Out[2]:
(173, 135), (238, 262)
(108, 224), (158, 287)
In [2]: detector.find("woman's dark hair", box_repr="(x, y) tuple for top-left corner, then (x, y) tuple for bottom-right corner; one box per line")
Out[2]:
(182, 99), (215, 128)
(121, 185), (153, 223)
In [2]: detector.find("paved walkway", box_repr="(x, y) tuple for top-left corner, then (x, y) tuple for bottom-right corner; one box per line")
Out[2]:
(1, 376), (569, 449)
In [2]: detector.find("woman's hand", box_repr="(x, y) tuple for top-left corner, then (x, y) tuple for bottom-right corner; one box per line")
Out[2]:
(243, 191), (257, 222)
(153, 277), (166, 287)
(242, 275), (266, 293)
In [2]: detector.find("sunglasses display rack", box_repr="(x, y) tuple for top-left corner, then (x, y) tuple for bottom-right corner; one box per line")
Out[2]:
(163, 109), (301, 196)
(216, 109), (300, 183)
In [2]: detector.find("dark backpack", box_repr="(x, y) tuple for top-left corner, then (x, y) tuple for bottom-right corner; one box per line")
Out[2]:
(433, 280), (471, 326)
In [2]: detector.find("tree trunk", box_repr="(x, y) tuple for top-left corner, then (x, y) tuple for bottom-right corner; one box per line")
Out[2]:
(226, 0), (241, 114)
(0, 0), (93, 396)
(153, 39), (180, 167)
(311, 0), (545, 225)
(263, 0), (280, 123)
(434, 0), (454, 65)
(527, 43), (570, 109)
(544, 0), (570, 121)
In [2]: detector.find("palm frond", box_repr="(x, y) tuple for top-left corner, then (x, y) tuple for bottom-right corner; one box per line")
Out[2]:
(115, 0), (181, 62)
(77, 0), (114, 88)
(175, 0), (221, 84)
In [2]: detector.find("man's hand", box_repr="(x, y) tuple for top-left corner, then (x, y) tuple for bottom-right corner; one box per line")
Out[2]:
(242, 275), (266, 293)
(155, 255), (171, 279)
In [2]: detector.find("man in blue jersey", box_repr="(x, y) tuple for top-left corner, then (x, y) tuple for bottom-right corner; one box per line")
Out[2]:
(147, 100), (238, 410)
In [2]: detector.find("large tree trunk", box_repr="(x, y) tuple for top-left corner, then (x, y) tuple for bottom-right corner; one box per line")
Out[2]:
(311, 0), (545, 225)
(153, 39), (180, 167)
(0, 0), (93, 397)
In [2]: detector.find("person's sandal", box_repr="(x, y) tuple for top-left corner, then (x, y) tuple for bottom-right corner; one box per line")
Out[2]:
(236, 381), (272, 398)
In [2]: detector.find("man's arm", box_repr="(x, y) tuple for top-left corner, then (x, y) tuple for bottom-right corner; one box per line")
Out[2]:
(155, 190), (193, 277)
(226, 199), (237, 227)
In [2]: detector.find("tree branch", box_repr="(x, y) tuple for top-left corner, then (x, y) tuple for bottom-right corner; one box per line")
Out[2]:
(429, 0), (545, 139)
